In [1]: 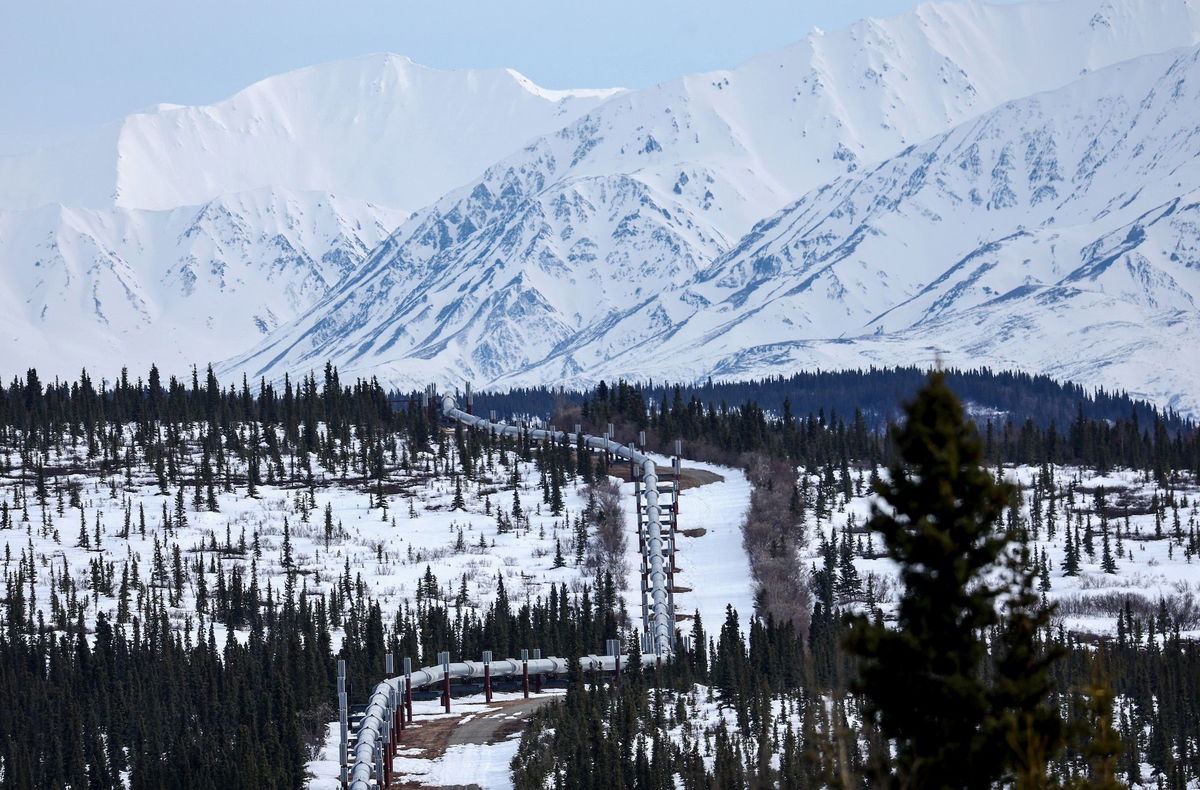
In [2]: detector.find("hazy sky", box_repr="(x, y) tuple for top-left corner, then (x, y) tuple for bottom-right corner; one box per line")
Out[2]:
(1, 0), (968, 153)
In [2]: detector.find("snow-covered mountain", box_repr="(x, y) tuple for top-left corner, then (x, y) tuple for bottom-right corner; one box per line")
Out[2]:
(0, 188), (405, 373)
(222, 0), (1200, 415)
(4, 0), (1200, 414)
(0, 53), (619, 213)
(0, 55), (617, 373)
(630, 44), (1200, 416)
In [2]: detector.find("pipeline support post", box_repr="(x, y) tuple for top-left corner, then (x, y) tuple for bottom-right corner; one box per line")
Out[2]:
(381, 713), (391, 785)
(337, 660), (348, 789)
(607, 639), (622, 690)
(404, 657), (414, 724)
(521, 649), (530, 699)
(483, 650), (493, 702)
(439, 651), (451, 713)
(384, 652), (395, 738)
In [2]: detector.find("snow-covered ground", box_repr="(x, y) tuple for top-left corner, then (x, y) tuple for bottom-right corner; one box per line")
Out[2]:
(805, 464), (1200, 639)
(1, 437), (600, 645)
(0, 427), (753, 649)
(307, 691), (560, 790)
(617, 454), (755, 640)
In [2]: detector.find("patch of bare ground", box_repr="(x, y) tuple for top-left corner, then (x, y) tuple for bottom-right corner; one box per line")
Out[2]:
(387, 696), (555, 789)
(677, 468), (723, 490)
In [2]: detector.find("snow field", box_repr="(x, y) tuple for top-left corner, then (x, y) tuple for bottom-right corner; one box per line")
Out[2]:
(614, 453), (755, 643)
(0, 427), (757, 654)
(802, 464), (1200, 639)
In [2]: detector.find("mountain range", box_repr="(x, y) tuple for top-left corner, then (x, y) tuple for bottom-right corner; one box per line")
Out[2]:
(3, 0), (1200, 415)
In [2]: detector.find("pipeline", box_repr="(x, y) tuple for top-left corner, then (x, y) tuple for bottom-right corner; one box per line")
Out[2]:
(347, 652), (659, 790)
(439, 392), (675, 657)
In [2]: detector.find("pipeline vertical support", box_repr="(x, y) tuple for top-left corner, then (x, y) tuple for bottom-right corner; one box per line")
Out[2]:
(381, 713), (391, 785)
(607, 639), (621, 689)
(404, 657), (414, 724)
(385, 650), (396, 751)
(483, 650), (493, 702)
(338, 704), (348, 790)
(439, 651), (451, 713)
(521, 649), (530, 699)
(337, 660), (348, 789)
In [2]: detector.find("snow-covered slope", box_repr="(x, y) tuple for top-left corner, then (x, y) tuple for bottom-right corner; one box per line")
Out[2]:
(0, 54), (620, 212)
(0, 54), (619, 374)
(224, 0), (1200, 413)
(631, 44), (1200, 416)
(4, 0), (1200, 413)
(0, 188), (405, 373)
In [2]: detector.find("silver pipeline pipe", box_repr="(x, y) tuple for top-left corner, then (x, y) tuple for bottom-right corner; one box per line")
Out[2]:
(347, 653), (658, 789)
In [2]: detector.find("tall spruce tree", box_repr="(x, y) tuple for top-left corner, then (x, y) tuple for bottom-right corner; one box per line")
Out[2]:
(846, 371), (1017, 789)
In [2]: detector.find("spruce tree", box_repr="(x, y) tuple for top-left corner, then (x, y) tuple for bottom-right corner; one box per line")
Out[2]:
(1101, 523), (1117, 574)
(451, 476), (466, 511)
(846, 372), (1015, 789)
(1063, 526), (1081, 576)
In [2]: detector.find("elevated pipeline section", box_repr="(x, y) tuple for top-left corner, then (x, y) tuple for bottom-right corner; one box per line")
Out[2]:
(439, 392), (676, 657)
(345, 652), (657, 790)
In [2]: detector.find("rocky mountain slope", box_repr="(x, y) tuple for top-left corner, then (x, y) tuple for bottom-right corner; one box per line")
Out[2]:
(0, 188), (406, 371)
(3, 0), (1200, 414)
(223, 0), (1200, 415)
(0, 56), (617, 372)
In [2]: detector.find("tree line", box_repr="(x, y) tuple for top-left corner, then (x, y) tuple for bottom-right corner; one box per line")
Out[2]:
(513, 374), (1200, 789)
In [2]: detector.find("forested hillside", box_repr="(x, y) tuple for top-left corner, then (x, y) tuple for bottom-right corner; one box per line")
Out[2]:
(1, 366), (1197, 787)
(473, 366), (1191, 436)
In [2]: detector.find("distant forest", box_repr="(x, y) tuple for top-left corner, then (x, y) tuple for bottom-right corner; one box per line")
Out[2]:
(461, 367), (1191, 434)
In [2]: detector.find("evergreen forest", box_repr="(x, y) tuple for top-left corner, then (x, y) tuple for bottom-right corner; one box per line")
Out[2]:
(0, 365), (1197, 788)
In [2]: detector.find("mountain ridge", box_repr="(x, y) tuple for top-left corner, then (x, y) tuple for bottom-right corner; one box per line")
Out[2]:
(4, 0), (1200, 416)
(221, 0), (1200, 416)
(0, 52), (622, 212)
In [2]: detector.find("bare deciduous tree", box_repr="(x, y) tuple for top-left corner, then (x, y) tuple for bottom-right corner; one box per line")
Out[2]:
(584, 477), (629, 589)
(742, 454), (811, 641)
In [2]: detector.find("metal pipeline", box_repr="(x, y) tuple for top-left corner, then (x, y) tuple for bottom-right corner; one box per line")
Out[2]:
(440, 395), (675, 658)
(347, 653), (658, 789)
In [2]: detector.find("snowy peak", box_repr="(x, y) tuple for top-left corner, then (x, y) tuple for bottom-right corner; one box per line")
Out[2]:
(638, 43), (1200, 413)
(7, 0), (1200, 417)
(0, 53), (622, 212)
(220, 0), (1200, 411)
